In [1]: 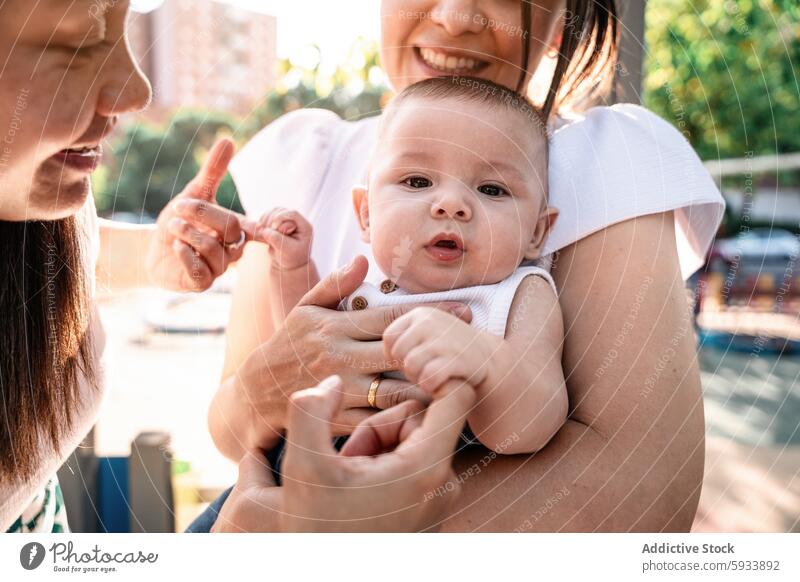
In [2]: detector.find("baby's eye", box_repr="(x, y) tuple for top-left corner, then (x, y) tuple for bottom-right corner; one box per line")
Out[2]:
(477, 184), (509, 198)
(403, 176), (431, 189)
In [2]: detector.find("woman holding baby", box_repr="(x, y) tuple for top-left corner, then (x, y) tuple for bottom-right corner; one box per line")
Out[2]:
(0, 0), (725, 534)
(207, 0), (724, 532)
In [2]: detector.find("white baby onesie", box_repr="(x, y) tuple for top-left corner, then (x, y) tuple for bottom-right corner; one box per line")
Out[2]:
(339, 265), (557, 337)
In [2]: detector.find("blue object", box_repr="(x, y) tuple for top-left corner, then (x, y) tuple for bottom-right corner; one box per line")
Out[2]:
(97, 457), (130, 533)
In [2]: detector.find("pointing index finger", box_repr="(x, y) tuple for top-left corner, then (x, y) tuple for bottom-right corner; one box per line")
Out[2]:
(187, 138), (235, 201)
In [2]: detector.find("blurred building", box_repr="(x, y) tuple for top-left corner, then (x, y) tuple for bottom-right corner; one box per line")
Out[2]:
(128, 0), (277, 115)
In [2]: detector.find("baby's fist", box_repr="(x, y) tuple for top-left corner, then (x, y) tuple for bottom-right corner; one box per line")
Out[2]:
(257, 207), (314, 270)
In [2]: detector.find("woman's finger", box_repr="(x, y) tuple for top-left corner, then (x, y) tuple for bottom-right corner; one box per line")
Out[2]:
(236, 449), (277, 491)
(173, 239), (212, 291)
(297, 255), (369, 309)
(398, 379), (477, 465)
(339, 301), (472, 341)
(330, 408), (376, 436)
(340, 399), (427, 457)
(185, 138), (235, 202)
(340, 372), (430, 410)
(284, 375), (344, 460)
(174, 199), (247, 245)
(168, 217), (229, 277)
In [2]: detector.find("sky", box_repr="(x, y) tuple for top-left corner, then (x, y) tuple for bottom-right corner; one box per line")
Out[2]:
(133, 0), (382, 64)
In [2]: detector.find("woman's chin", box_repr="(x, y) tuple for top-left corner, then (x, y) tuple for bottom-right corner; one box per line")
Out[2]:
(29, 172), (91, 220)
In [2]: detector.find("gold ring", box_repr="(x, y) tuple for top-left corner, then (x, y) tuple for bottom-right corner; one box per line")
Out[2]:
(368, 375), (382, 409)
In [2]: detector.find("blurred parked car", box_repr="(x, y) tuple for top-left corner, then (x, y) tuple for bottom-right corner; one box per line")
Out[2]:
(708, 228), (800, 306)
(711, 228), (800, 266)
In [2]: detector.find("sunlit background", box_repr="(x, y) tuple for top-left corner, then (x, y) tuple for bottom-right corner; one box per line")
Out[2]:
(64, 0), (800, 533)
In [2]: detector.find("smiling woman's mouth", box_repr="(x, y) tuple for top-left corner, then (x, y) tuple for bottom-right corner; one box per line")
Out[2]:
(415, 47), (490, 75)
(51, 145), (103, 173)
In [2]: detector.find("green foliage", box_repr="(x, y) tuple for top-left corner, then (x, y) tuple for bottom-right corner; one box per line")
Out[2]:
(94, 111), (241, 216)
(644, 0), (800, 161)
(239, 39), (387, 137)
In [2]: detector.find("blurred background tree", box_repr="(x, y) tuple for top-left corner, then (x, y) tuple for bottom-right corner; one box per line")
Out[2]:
(94, 38), (388, 218)
(94, 111), (240, 217)
(644, 0), (800, 162)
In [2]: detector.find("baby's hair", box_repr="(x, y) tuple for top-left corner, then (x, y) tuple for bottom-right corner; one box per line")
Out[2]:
(387, 76), (550, 146)
(381, 75), (550, 198)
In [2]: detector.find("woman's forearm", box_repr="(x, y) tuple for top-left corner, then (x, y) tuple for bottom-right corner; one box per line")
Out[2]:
(208, 375), (261, 462)
(443, 410), (703, 532)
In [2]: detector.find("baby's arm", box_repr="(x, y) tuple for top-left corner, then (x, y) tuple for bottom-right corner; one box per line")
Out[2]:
(467, 275), (567, 454)
(383, 274), (567, 454)
(257, 208), (320, 326)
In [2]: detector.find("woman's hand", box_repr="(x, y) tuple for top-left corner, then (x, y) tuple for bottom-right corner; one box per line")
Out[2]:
(212, 375), (476, 532)
(147, 138), (260, 292)
(219, 255), (472, 456)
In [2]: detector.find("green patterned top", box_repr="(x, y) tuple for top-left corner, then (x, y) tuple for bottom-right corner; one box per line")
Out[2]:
(6, 476), (70, 533)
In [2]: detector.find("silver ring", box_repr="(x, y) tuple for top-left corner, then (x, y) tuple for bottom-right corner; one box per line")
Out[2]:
(224, 230), (246, 252)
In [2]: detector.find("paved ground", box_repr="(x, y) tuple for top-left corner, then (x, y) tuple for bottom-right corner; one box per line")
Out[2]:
(693, 346), (800, 532)
(94, 291), (800, 532)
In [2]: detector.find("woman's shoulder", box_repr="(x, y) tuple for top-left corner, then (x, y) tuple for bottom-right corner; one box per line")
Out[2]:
(546, 104), (726, 279)
(230, 109), (380, 217)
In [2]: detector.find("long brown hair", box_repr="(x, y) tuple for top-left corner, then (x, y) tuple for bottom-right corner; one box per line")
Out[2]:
(0, 217), (97, 484)
(518, 0), (619, 118)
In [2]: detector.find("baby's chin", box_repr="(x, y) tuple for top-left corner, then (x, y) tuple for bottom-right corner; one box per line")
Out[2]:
(395, 269), (505, 294)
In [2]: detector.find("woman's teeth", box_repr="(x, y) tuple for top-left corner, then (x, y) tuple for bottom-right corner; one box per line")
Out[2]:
(419, 48), (481, 73)
(64, 146), (98, 154)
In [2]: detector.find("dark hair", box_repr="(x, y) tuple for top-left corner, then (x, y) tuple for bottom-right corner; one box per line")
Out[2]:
(0, 217), (97, 483)
(518, 0), (619, 118)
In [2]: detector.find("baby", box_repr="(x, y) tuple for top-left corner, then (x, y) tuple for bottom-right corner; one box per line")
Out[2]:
(259, 76), (567, 454)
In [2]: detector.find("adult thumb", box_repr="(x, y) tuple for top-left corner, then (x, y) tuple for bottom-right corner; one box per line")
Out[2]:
(236, 449), (277, 491)
(297, 255), (369, 309)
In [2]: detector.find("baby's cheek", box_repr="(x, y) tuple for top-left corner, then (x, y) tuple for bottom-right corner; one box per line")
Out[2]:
(483, 235), (526, 276)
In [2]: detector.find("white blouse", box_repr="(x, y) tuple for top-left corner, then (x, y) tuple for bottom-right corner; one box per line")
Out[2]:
(230, 104), (725, 282)
(0, 196), (107, 531)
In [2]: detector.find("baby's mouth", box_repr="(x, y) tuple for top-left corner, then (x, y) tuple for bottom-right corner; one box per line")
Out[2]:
(424, 234), (465, 262)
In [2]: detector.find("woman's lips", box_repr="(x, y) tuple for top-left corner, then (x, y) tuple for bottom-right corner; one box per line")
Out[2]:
(51, 145), (103, 173)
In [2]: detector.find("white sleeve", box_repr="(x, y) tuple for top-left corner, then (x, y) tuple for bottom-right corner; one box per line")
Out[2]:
(229, 108), (343, 219)
(547, 104), (726, 280)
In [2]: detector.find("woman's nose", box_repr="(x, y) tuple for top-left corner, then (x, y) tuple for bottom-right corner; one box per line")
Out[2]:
(430, 0), (486, 36)
(431, 191), (472, 221)
(96, 47), (152, 117)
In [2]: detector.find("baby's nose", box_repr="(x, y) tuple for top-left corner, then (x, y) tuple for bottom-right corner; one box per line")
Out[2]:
(431, 193), (472, 221)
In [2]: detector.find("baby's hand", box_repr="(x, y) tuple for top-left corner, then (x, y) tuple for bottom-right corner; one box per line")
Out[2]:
(383, 307), (500, 394)
(257, 207), (313, 271)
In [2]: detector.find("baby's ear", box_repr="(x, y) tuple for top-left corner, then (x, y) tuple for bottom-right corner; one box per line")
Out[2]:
(351, 185), (371, 243)
(524, 207), (559, 261)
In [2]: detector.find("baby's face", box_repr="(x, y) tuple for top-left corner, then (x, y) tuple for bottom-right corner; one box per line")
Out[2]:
(355, 98), (556, 294)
